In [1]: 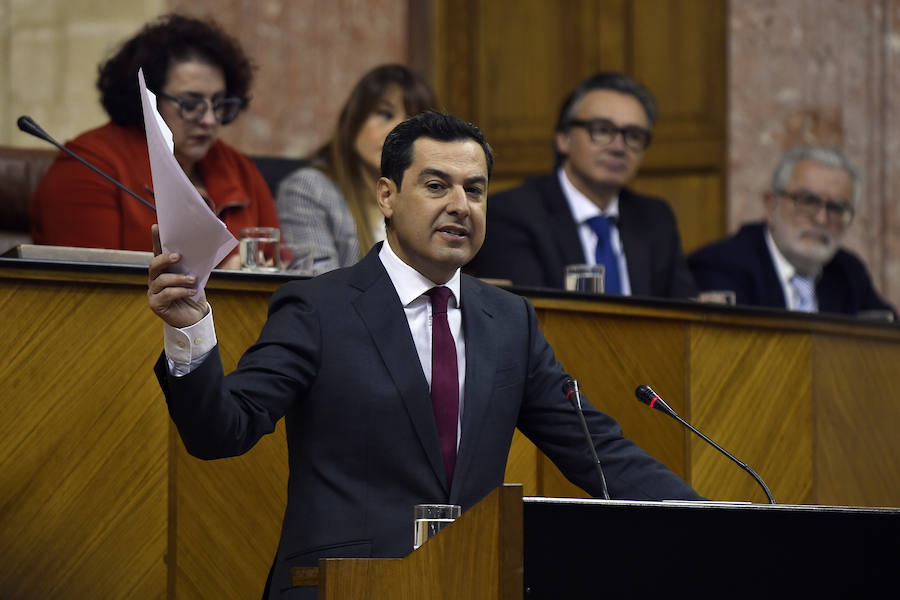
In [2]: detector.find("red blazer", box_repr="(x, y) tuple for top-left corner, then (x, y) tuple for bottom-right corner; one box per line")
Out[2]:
(30, 122), (280, 256)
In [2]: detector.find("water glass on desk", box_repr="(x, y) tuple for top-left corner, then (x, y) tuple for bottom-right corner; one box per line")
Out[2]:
(696, 290), (736, 305)
(564, 264), (605, 294)
(413, 503), (460, 550)
(239, 227), (281, 272)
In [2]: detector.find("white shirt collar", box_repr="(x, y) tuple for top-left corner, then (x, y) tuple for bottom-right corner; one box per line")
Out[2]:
(378, 239), (461, 308)
(764, 227), (800, 285)
(557, 167), (620, 224)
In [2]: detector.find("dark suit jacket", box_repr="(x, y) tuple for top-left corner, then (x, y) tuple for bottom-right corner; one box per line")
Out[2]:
(155, 244), (700, 599)
(688, 222), (896, 317)
(468, 174), (697, 298)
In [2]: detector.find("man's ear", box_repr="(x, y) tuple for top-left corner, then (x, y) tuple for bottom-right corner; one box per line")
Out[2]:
(376, 177), (396, 220)
(555, 130), (571, 157)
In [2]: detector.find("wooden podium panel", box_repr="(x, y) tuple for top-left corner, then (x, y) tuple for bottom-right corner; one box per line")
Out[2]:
(0, 267), (168, 599)
(813, 333), (900, 506)
(2, 259), (899, 598)
(688, 325), (813, 504)
(319, 484), (523, 600)
(515, 294), (900, 507)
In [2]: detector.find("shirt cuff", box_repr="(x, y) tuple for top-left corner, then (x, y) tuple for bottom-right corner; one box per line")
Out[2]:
(164, 304), (217, 376)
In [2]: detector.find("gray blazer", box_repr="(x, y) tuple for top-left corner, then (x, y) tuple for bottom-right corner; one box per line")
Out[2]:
(275, 166), (360, 273)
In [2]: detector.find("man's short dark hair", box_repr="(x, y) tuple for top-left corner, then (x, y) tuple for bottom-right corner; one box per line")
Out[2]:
(380, 112), (494, 191)
(553, 72), (657, 167)
(555, 71), (657, 131)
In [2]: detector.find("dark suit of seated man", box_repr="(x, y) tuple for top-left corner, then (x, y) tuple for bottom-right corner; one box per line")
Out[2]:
(689, 147), (896, 318)
(468, 72), (697, 299)
(148, 112), (701, 599)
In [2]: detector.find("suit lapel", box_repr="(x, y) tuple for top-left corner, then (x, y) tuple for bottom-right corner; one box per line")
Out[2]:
(618, 189), (651, 296)
(451, 277), (496, 499)
(349, 248), (449, 491)
(539, 175), (587, 265)
(752, 224), (791, 307)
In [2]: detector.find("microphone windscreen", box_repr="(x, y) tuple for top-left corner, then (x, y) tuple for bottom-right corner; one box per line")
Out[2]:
(634, 384), (657, 405)
(562, 378), (577, 395)
(17, 115), (50, 141)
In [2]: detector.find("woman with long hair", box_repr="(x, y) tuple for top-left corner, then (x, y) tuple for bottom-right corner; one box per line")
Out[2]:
(276, 64), (437, 273)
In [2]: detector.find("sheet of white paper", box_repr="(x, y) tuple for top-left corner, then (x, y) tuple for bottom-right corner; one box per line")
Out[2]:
(138, 69), (237, 298)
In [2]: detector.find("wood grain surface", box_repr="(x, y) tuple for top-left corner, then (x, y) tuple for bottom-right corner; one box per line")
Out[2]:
(3, 262), (899, 598)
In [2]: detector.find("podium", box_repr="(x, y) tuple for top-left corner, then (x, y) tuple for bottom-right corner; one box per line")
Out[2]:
(313, 484), (900, 598)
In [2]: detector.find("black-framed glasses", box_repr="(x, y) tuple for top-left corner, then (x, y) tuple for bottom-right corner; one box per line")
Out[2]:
(157, 91), (243, 125)
(775, 189), (854, 227)
(567, 118), (652, 152)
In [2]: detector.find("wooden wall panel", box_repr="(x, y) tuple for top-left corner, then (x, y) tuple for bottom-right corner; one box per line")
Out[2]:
(631, 0), (726, 168)
(527, 306), (689, 499)
(0, 277), (168, 599)
(425, 0), (728, 259)
(173, 288), (288, 599)
(432, 0), (627, 176)
(688, 325), (813, 504)
(429, 0), (628, 176)
(632, 172), (724, 253)
(503, 429), (539, 496)
(813, 334), (900, 507)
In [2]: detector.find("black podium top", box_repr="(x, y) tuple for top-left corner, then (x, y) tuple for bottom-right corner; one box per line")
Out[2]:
(523, 497), (900, 599)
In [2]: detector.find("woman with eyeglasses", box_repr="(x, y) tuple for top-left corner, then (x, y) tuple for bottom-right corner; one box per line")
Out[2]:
(275, 64), (437, 273)
(30, 13), (280, 269)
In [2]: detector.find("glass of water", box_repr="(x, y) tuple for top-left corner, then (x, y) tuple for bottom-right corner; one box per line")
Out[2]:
(564, 264), (605, 294)
(239, 227), (281, 272)
(413, 503), (461, 550)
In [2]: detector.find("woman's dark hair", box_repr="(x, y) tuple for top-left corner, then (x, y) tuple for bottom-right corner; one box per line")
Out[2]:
(316, 64), (438, 254)
(97, 13), (254, 127)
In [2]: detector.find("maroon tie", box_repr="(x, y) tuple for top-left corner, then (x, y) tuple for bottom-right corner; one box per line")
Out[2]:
(426, 286), (459, 484)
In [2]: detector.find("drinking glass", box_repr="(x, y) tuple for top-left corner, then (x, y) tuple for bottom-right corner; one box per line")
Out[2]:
(413, 503), (461, 550)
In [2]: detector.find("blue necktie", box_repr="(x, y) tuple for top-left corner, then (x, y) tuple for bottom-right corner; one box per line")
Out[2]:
(790, 274), (816, 312)
(586, 215), (621, 294)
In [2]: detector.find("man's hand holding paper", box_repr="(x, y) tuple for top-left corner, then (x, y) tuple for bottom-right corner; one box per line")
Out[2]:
(138, 68), (237, 301)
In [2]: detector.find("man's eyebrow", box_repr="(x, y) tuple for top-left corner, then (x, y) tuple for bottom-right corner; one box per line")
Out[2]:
(794, 187), (850, 203)
(417, 168), (487, 187)
(417, 168), (450, 181)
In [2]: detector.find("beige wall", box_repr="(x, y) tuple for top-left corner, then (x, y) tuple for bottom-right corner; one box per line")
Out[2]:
(728, 0), (900, 309)
(167, 0), (409, 157)
(1, 0), (409, 157)
(0, 0), (165, 146)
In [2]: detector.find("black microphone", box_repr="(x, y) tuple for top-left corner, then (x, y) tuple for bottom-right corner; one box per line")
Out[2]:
(17, 115), (156, 212)
(635, 384), (775, 504)
(562, 378), (610, 500)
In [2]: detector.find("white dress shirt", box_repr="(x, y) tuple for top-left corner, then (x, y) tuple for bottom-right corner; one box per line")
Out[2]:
(764, 228), (819, 312)
(557, 167), (632, 295)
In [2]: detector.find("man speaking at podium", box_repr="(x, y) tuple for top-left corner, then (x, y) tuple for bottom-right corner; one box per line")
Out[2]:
(148, 112), (700, 598)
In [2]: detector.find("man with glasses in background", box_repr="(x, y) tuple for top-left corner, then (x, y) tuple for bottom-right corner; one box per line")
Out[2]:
(469, 71), (697, 299)
(688, 147), (896, 317)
